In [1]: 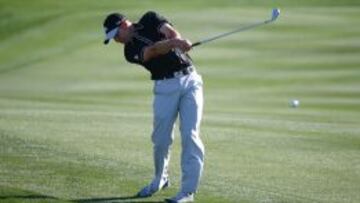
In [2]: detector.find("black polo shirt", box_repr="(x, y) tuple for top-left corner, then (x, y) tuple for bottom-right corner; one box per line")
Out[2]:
(124, 11), (193, 80)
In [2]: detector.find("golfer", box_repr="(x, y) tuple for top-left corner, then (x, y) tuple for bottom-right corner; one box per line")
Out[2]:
(102, 11), (205, 203)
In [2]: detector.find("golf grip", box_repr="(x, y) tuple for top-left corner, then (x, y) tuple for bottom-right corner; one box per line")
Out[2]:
(191, 41), (202, 47)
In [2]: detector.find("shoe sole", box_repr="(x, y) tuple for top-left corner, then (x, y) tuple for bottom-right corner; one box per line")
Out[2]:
(164, 198), (194, 203)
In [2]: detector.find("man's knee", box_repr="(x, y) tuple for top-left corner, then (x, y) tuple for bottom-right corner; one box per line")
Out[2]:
(181, 129), (204, 152)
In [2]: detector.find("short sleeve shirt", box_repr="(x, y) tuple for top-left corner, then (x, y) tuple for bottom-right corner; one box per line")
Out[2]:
(124, 11), (192, 80)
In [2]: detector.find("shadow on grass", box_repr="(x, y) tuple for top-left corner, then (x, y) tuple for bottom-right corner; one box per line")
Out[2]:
(0, 194), (164, 203)
(0, 194), (59, 200)
(72, 195), (165, 203)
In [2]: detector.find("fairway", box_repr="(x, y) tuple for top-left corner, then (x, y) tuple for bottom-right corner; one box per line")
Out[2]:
(1, 1), (360, 203)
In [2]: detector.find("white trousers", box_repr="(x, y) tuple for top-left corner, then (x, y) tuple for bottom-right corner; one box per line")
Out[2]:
(150, 70), (205, 194)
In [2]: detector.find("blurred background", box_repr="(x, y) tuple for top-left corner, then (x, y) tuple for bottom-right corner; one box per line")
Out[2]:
(1, 0), (359, 202)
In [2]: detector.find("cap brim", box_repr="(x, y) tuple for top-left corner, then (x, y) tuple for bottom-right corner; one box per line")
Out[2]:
(103, 28), (119, 45)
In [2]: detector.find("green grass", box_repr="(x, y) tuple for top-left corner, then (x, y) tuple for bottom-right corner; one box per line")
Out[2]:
(1, 0), (360, 202)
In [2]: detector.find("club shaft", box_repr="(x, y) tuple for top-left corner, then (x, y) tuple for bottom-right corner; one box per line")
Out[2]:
(192, 19), (273, 48)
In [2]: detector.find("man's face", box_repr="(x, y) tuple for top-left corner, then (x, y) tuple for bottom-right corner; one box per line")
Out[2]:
(114, 20), (131, 43)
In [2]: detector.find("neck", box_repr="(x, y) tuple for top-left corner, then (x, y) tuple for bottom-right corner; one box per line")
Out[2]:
(124, 24), (135, 43)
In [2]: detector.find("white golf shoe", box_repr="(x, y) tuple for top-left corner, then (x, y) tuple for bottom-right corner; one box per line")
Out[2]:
(136, 180), (170, 198)
(165, 192), (194, 203)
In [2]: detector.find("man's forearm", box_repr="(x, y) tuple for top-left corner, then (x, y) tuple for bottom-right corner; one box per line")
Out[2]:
(143, 38), (181, 61)
(152, 39), (177, 55)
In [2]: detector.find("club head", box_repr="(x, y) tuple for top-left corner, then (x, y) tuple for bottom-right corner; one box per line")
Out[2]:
(271, 8), (280, 21)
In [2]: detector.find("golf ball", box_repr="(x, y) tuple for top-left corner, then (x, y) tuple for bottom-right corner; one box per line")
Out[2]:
(290, 99), (300, 108)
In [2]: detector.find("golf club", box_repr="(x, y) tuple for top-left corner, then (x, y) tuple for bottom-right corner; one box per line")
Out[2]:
(191, 8), (280, 47)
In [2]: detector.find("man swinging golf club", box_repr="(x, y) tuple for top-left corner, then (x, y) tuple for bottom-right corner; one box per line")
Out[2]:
(102, 11), (205, 203)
